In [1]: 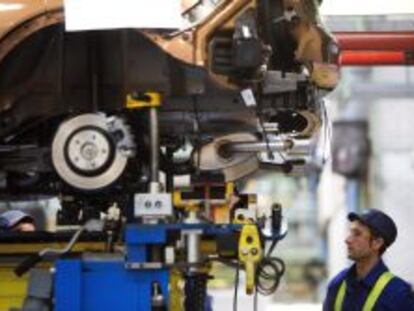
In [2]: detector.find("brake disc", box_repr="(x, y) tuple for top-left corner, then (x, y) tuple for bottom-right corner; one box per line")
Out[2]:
(52, 113), (133, 190)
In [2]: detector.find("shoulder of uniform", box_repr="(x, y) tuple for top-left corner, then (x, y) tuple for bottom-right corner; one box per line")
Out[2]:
(383, 274), (413, 299)
(328, 268), (350, 289)
(389, 275), (412, 290)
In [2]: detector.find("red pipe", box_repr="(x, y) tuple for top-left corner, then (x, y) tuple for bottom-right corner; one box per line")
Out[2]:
(334, 32), (414, 66)
(335, 32), (414, 51)
(339, 51), (413, 66)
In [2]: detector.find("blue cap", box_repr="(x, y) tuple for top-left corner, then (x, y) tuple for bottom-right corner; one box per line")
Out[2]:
(0, 210), (33, 230)
(348, 209), (397, 247)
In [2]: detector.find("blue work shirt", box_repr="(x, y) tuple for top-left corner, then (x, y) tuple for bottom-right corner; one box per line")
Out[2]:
(323, 260), (414, 311)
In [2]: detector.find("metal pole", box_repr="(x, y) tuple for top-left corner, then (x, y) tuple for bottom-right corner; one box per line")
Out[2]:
(185, 211), (201, 272)
(225, 140), (292, 153)
(289, 139), (312, 156)
(223, 139), (310, 155)
(149, 107), (160, 192)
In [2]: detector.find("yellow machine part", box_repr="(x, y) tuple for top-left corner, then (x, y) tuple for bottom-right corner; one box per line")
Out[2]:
(173, 182), (235, 223)
(0, 265), (28, 311)
(169, 268), (185, 311)
(238, 224), (263, 294)
(126, 92), (162, 109)
(0, 242), (105, 255)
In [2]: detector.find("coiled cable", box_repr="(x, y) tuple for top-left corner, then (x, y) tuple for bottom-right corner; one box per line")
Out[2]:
(255, 256), (285, 296)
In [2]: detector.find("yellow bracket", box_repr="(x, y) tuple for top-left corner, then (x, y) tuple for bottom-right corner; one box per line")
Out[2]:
(173, 191), (199, 212)
(238, 224), (262, 295)
(173, 182), (235, 214)
(126, 92), (161, 109)
(169, 269), (184, 311)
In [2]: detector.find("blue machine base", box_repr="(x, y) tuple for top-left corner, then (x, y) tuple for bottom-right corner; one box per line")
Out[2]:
(55, 259), (169, 311)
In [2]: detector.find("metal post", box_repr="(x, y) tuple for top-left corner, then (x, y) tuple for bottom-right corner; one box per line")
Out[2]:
(149, 107), (160, 192)
(187, 212), (200, 266)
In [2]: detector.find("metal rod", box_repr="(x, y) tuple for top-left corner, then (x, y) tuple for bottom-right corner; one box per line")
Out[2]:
(224, 140), (293, 153)
(187, 232), (200, 266)
(185, 211), (200, 271)
(150, 107), (160, 184)
(288, 139), (311, 156)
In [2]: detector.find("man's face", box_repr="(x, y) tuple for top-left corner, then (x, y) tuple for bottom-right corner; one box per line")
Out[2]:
(345, 221), (382, 261)
(12, 221), (35, 232)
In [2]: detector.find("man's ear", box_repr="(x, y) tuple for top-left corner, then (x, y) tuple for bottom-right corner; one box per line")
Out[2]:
(371, 236), (385, 252)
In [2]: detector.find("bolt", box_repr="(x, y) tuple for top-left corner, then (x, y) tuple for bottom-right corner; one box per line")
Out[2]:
(81, 143), (98, 160)
(251, 248), (258, 255)
(241, 248), (249, 256)
(145, 200), (152, 209)
(155, 201), (162, 209)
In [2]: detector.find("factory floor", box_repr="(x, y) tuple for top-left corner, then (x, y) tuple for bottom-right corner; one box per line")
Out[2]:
(210, 289), (321, 311)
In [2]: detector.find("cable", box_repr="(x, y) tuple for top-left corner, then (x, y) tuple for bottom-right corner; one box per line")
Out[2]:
(233, 262), (240, 311)
(266, 240), (278, 257)
(255, 257), (285, 296)
(257, 110), (275, 161)
(254, 283), (258, 311)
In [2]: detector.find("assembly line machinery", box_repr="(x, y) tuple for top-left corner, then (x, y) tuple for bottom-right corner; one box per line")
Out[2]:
(0, 0), (351, 310)
(4, 93), (289, 311)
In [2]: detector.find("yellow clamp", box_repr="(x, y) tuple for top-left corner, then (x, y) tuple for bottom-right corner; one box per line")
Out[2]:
(173, 183), (234, 212)
(126, 92), (161, 109)
(173, 191), (199, 212)
(238, 224), (262, 294)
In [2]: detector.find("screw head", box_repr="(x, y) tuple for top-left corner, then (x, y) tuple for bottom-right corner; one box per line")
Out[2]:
(155, 201), (162, 209)
(144, 200), (152, 209)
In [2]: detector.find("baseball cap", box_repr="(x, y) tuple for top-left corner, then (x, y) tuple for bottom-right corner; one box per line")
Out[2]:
(0, 210), (34, 230)
(348, 209), (397, 247)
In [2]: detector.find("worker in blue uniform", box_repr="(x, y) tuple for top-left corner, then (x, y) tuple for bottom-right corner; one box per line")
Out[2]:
(323, 209), (414, 311)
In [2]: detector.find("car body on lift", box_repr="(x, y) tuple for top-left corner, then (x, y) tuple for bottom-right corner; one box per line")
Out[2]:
(0, 0), (339, 218)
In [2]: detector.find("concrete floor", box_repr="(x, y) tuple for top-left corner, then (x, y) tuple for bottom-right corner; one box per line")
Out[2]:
(210, 289), (321, 311)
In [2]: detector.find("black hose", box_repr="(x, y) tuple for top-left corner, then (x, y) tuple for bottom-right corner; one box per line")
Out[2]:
(255, 257), (285, 296)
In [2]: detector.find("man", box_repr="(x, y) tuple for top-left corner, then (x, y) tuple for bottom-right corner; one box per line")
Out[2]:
(323, 209), (414, 311)
(0, 210), (35, 232)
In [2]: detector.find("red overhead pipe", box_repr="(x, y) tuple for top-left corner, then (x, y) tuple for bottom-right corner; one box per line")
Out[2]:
(334, 32), (414, 66)
(340, 51), (413, 66)
(335, 32), (414, 51)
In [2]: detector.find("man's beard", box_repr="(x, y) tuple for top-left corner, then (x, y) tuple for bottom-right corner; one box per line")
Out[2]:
(347, 249), (370, 261)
